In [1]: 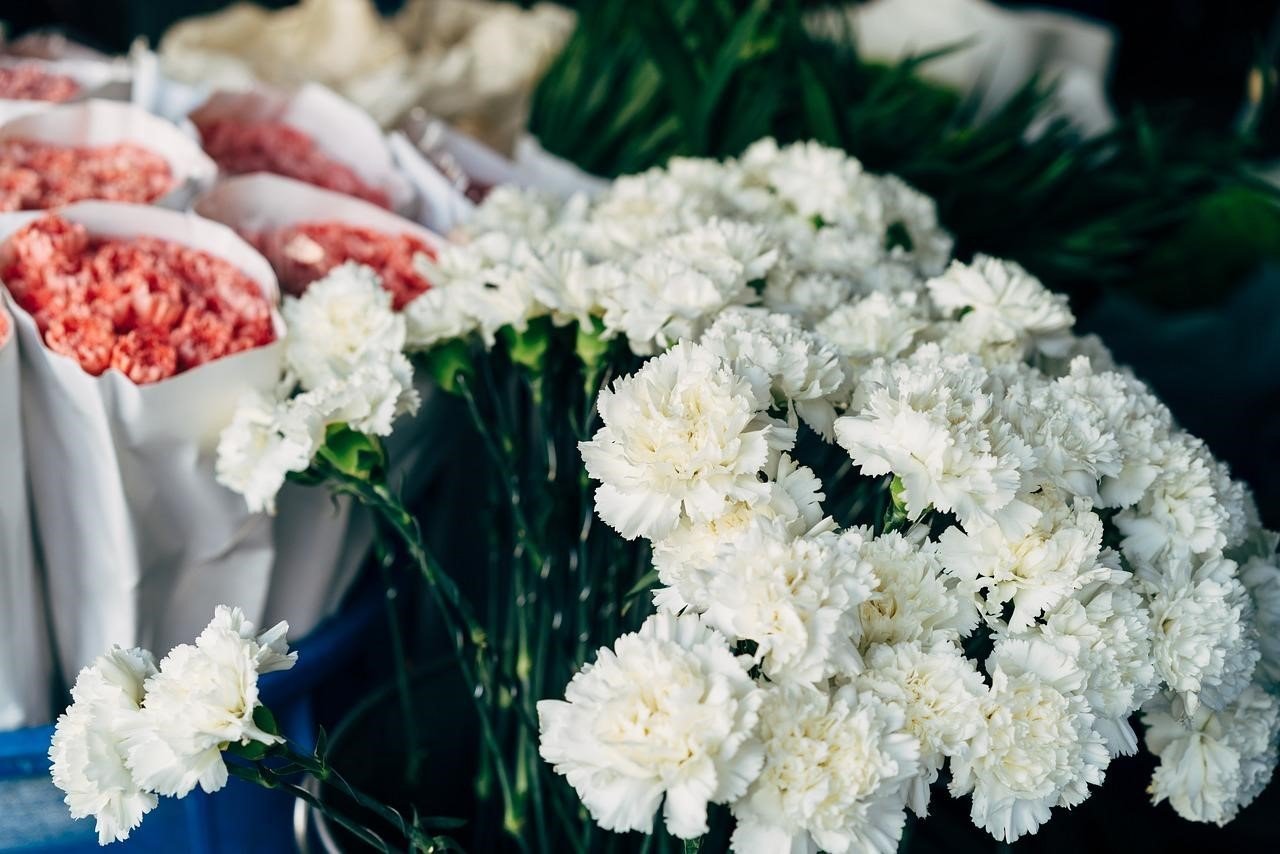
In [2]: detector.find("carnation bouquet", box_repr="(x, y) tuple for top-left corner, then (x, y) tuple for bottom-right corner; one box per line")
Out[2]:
(167, 137), (1269, 851)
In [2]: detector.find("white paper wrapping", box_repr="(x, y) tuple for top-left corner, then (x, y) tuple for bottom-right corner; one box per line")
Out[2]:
(193, 173), (452, 634)
(0, 303), (51, 730)
(0, 56), (131, 124)
(0, 202), (284, 676)
(0, 99), (218, 210)
(189, 83), (417, 216)
(392, 115), (606, 234)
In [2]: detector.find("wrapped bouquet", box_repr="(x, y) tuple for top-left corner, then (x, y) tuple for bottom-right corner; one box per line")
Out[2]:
(0, 202), (282, 677)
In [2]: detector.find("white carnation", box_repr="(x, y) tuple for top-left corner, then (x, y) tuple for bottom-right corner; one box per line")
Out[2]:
(1144, 684), (1280, 825)
(580, 342), (793, 540)
(875, 173), (953, 276)
(858, 640), (987, 815)
(950, 638), (1108, 843)
(50, 648), (159, 845)
(1242, 551), (1280, 684)
(928, 255), (1074, 359)
(1116, 434), (1235, 570)
(1035, 579), (1159, 755)
(282, 262), (406, 391)
(125, 608), (295, 798)
(701, 307), (848, 438)
(848, 528), (978, 650)
(731, 684), (920, 854)
(215, 390), (318, 514)
(537, 612), (763, 839)
(1142, 554), (1259, 714)
(701, 522), (873, 684)
(835, 345), (1038, 537)
(815, 291), (929, 366)
(938, 493), (1112, 632)
(652, 454), (831, 613)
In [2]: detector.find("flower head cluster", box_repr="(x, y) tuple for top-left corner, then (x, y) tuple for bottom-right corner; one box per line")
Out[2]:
(216, 262), (419, 513)
(412, 140), (1278, 845)
(49, 609), (294, 844)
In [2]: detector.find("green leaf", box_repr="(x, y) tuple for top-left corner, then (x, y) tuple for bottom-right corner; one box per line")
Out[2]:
(254, 704), (280, 737)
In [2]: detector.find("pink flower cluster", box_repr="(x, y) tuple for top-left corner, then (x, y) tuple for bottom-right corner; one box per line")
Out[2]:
(0, 64), (80, 102)
(252, 221), (433, 310)
(195, 118), (392, 209)
(0, 306), (9, 346)
(0, 139), (175, 210)
(1, 215), (275, 383)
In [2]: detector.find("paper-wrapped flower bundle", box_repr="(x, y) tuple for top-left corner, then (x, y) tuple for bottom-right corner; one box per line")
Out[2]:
(2, 214), (275, 382)
(0, 140), (174, 210)
(251, 221), (433, 308)
(194, 117), (393, 208)
(0, 64), (80, 102)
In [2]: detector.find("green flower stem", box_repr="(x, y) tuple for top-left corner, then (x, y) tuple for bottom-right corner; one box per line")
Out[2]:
(320, 463), (533, 853)
(370, 523), (423, 788)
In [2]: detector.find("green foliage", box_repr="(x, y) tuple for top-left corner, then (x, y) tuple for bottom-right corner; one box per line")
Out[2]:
(529, 0), (1280, 308)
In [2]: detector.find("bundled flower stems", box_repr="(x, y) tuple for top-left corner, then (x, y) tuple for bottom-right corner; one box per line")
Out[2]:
(208, 138), (1275, 851)
(188, 84), (414, 213)
(0, 100), (216, 210)
(195, 173), (450, 635)
(0, 202), (283, 679)
(0, 300), (51, 730)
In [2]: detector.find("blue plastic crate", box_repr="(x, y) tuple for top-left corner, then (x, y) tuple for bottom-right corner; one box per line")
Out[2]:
(0, 588), (381, 854)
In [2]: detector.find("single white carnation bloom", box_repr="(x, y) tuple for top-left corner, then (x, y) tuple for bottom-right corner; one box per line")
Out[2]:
(1000, 363), (1124, 502)
(215, 390), (318, 514)
(1142, 553), (1259, 715)
(50, 648), (159, 845)
(848, 528), (979, 650)
(1116, 433), (1236, 571)
(738, 138), (872, 226)
(405, 232), (537, 348)
(815, 291), (929, 366)
(538, 612), (763, 839)
(1242, 552), (1280, 685)
(289, 357), (419, 439)
(1143, 683), (1280, 825)
(125, 608), (295, 798)
(858, 640), (987, 816)
(731, 684), (920, 854)
(938, 493), (1112, 632)
(950, 638), (1109, 843)
(701, 307), (848, 438)
(928, 255), (1073, 359)
(282, 262), (406, 391)
(581, 341), (793, 540)
(834, 345), (1038, 537)
(1034, 579), (1158, 755)
(701, 522), (874, 684)
(652, 454), (831, 613)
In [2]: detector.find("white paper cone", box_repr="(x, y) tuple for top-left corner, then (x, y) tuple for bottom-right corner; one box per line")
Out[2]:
(189, 83), (416, 216)
(0, 99), (218, 210)
(0, 304), (51, 729)
(391, 116), (606, 234)
(0, 202), (283, 674)
(193, 173), (452, 634)
(0, 56), (130, 124)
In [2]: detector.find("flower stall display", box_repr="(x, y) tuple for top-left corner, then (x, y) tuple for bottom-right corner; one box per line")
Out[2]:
(200, 138), (1275, 851)
(188, 83), (415, 213)
(0, 300), (51, 730)
(0, 100), (216, 210)
(195, 172), (452, 635)
(0, 202), (282, 680)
